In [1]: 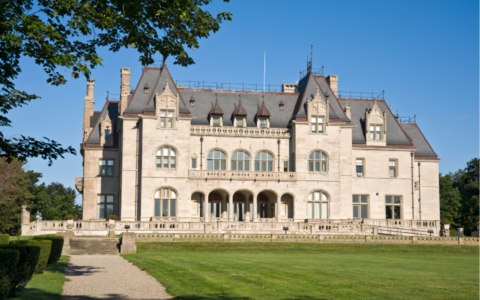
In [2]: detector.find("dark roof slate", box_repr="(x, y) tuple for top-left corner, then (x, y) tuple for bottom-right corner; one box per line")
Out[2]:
(210, 96), (224, 115)
(86, 101), (119, 145)
(400, 123), (438, 157)
(233, 96), (248, 116)
(257, 100), (271, 117)
(90, 112), (101, 127)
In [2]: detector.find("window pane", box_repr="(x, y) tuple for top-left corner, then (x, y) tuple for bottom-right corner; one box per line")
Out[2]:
(356, 166), (363, 173)
(163, 147), (169, 156)
(314, 202), (320, 219)
(356, 159), (363, 165)
(376, 132), (381, 140)
(163, 157), (168, 168)
(155, 200), (160, 216)
(107, 196), (114, 203)
(322, 193), (328, 202)
(106, 204), (114, 216)
(307, 193), (313, 201)
(170, 200), (176, 217)
(361, 196), (368, 203)
(352, 195), (358, 203)
(162, 200), (168, 217)
(238, 161), (243, 171)
(370, 125), (374, 131)
(207, 160), (212, 170)
(353, 205), (359, 219)
(394, 196), (401, 204)
(167, 119), (172, 128)
(231, 152), (236, 159)
(309, 153), (313, 159)
(221, 160), (226, 170)
(171, 190), (176, 198)
(386, 196), (392, 204)
(314, 192), (320, 200)
(208, 152), (212, 159)
(167, 111), (173, 117)
(321, 203), (328, 219)
(322, 161), (327, 172)
(318, 124), (323, 133)
(98, 205), (105, 219)
(99, 160), (106, 165)
(284, 161), (288, 172)
(309, 161), (313, 172)
(394, 206), (401, 219)
(389, 160), (396, 166)
(160, 111), (166, 117)
(231, 161), (236, 170)
(170, 149), (176, 156)
(370, 132), (374, 140)
(244, 161), (249, 171)
(261, 161), (266, 171)
(214, 151), (219, 159)
(315, 152), (319, 160)
(268, 161), (272, 172)
(315, 161), (320, 172)
(390, 167), (396, 177)
(170, 157), (176, 168)
(237, 152), (243, 160)
(106, 167), (113, 176)
(214, 160), (219, 170)
(192, 159), (196, 169)
(261, 152), (266, 160)
(255, 153), (260, 160)
(322, 153), (326, 160)
(386, 206), (392, 219)
(376, 125), (381, 131)
(99, 166), (106, 176)
(107, 160), (114, 166)
(98, 195), (105, 203)
(268, 153), (273, 160)
(244, 153), (249, 160)
(221, 152), (226, 159)
(311, 116), (317, 123)
(255, 161), (259, 171)
(161, 119), (165, 127)
(311, 124), (316, 133)
(237, 118), (243, 127)
(308, 202), (313, 218)
(361, 205), (368, 218)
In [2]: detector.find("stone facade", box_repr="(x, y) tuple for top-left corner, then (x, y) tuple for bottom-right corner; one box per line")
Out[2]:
(76, 65), (440, 231)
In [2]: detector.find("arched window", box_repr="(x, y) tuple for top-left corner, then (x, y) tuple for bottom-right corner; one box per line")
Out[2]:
(255, 151), (274, 171)
(207, 150), (226, 170)
(308, 151), (328, 173)
(154, 188), (176, 217)
(156, 146), (176, 169)
(231, 150), (250, 171)
(307, 191), (328, 219)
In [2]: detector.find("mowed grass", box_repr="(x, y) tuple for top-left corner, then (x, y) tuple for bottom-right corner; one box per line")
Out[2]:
(122, 242), (479, 300)
(13, 255), (70, 300)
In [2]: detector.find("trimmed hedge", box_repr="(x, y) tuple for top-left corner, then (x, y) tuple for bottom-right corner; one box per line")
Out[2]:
(33, 235), (64, 264)
(16, 240), (52, 274)
(0, 249), (19, 300)
(8, 236), (34, 242)
(0, 244), (40, 296)
(0, 234), (9, 245)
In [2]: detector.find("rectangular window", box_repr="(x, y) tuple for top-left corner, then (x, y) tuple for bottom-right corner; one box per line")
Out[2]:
(160, 110), (174, 128)
(352, 195), (368, 219)
(236, 117), (244, 127)
(259, 119), (267, 128)
(283, 161), (288, 172)
(385, 196), (401, 219)
(192, 158), (197, 169)
(370, 124), (382, 140)
(105, 130), (110, 141)
(98, 195), (114, 219)
(389, 160), (397, 178)
(99, 159), (114, 177)
(212, 117), (220, 127)
(356, 159), (364, 177)
(311, 116), (324, 133)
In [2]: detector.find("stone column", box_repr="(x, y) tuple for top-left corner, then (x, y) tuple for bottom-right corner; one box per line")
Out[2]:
(108, 219), (116, 238)
(120, 232), (137, 254)
(21, 205), (31, 236)
(229, 194), (234, 221)
(276, 195), (281, 221)
(56, 232), (70, 255)
(252, 193), (257, 222)
(245, 195), (250, 222)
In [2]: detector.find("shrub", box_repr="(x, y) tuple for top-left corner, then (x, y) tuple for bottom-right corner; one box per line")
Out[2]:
(0, 249), (19, 300)
(106, 215), (118, 221)
(8, 236), (34, 242)
(0, 234), (9, 245)
(441, 220), (451, 225)
(15, 240), (52, 274)
(63, 214), (75, 220)
(0, 244), (40, 296)
(33, 235), (64, 264)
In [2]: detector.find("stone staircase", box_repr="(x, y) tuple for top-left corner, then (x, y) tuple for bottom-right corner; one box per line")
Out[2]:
(69, 238), (120, 255)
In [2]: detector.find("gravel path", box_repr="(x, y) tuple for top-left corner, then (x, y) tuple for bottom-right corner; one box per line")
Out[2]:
(62, 255), (173, 300)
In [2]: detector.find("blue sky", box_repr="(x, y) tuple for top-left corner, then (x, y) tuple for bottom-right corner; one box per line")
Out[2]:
(4, 0), (478, 204)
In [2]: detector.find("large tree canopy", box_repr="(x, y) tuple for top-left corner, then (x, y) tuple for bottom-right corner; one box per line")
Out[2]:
(0, 0), (232, 165)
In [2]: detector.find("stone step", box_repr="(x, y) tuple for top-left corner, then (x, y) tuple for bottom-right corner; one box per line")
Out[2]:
(70, 238), (120, 255)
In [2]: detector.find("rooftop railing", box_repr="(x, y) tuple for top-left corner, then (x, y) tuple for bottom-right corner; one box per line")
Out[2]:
(175, 80), (283, 93)
(338, 90), (385, 100)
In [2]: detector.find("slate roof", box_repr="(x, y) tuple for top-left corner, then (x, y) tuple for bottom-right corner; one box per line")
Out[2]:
(210, 96), (224, 115)
(257, 100), (271, 117)
(338, 99), (412, 145)
(233, 96), (248, 116)
(90, 112), (101, 127)
(85, 101), (119, 145)
(399, 123), (438, 157)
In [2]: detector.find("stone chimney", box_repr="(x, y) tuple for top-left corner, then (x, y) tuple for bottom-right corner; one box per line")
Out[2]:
(281, 84), (298, 93)
(83, 79), (95, 142)
(120, 68), (131, 115)
(326, 75), (338, 97)
(345, 101), (351, 119)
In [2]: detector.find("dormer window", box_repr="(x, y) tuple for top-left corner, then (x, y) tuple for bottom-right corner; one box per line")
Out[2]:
(236, 117), (244, 128)
(279, 100), (285, 111)
(259, 118), (267, 128)
(370, 125), (382, 140)
(190, 96), (195, 107)
(233, 95), (247, 128)
(144, 84), (149, 94)
(212, 116), (221, 127)
(311, 116), (324, 133)
(160, 110), (174, 128)
(256, 99), (270, 128)
(210, 94), (224, 127)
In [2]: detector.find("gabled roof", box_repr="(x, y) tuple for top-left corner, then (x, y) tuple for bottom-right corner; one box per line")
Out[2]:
(233, 96), (247, 116)
(85, 101), (119, 146)
(399, 123), (438, 158)
(256, 100), (271, 117)
(124, 65), (190, 115)
(210, 95), (224, 116)
(338, 99), (412, 146)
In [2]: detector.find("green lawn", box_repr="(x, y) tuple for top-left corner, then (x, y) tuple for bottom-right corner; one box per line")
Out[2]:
(123, 242), (479, 300)
(13, 255), (70, 300)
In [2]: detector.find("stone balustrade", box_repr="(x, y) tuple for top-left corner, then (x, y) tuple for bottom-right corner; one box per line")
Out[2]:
(188, 170), (297, 181)
(190, 125), (290, 139)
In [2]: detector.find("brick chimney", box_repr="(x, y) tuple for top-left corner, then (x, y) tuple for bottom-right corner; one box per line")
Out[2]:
(120, 68), (131, 115)
(83, 79), (95, 142)
(326, 75), (338, 97)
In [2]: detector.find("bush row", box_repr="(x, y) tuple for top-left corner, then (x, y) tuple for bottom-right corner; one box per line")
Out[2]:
(0, 234), (64, 298)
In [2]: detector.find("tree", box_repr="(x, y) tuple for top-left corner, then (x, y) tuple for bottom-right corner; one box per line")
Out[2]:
(452, 158), (479, 231)
(0, 0), (232, 165)
(32, 182), (82, 221)
(439, 173), (461, 226)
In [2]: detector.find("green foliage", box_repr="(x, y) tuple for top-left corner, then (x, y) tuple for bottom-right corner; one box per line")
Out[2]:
(0, 249), (19, 300)
(16, 240), (52, 275)
(450, 158), (479, 231)
(63, 214), (75, 220)
(0, 234), (9, 245)
(33, 235), (64, 264)
(0, 0), (232, 164)
(9, 236), (33, 242)
(106, 215), (118, 221)
(0, 243), (40, 296)
(439, 173), (462, 226)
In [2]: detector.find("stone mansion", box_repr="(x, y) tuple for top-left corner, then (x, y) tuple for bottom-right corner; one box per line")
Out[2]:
(76, 64), (440, 229)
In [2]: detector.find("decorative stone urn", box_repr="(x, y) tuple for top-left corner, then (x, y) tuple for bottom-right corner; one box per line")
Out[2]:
(444, 224), (450, 231)
(457, 227), (464, 237)
(66, 219), (74, 230)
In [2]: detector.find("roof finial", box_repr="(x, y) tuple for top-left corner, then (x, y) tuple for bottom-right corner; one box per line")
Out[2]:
(239, 94), (242, 105)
